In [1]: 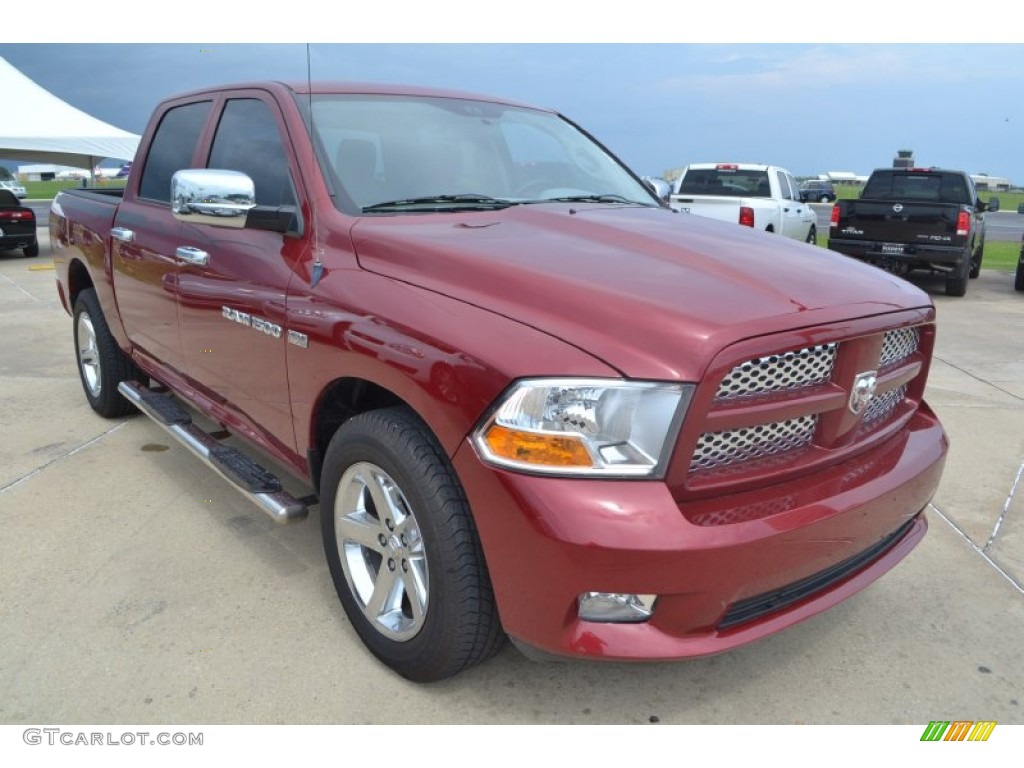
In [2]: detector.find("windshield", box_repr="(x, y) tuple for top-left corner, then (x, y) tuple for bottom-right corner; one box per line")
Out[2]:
(302, 94), (656, 213)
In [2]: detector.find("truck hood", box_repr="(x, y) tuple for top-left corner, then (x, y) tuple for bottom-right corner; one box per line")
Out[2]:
(348, 204), (930, 380)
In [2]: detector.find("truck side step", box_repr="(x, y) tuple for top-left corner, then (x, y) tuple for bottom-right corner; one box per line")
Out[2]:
(118, 380), (309, 524)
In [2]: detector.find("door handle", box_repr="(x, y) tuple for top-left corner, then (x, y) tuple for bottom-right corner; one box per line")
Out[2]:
(175, 246), (210, 266)
(111, 227), (134, 243)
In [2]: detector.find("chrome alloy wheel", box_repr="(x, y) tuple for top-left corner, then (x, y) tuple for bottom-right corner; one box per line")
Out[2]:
(334, 462), (429, 641)
(76, 311), (101, 398)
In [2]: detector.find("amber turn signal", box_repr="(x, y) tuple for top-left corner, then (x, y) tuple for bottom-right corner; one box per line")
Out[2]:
(483, 424), (593, 468)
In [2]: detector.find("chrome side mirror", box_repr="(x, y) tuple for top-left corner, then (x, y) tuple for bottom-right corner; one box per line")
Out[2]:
(643, 176), (672, 204)
(172, 169), (256, 228)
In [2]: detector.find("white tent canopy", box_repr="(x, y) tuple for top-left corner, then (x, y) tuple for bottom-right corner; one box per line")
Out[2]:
(0, 56), (140, 171)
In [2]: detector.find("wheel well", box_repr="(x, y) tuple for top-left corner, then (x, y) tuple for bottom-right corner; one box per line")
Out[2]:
(309, 378), (406, 491)
(765, 224), (774, 232)
(67, 259), (94, 308)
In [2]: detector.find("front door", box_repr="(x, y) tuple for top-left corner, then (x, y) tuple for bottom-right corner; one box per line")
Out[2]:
(176, 94), (307, 456)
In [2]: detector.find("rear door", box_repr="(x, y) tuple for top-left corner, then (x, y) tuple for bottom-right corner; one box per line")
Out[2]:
(112, 99), (212, 373)
(175, 92), (308, 454)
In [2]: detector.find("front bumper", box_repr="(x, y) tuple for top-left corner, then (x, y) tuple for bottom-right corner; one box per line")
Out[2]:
(453, 404), (946, 661)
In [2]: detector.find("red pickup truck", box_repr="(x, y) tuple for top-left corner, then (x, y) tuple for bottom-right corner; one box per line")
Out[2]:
(50, 81), (948, 682)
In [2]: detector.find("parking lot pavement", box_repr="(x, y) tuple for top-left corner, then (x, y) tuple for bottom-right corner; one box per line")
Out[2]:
(0, 234), (1021, 725)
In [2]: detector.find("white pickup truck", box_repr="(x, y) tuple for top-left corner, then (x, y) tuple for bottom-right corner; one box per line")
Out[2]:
(670, 163), (817, 243)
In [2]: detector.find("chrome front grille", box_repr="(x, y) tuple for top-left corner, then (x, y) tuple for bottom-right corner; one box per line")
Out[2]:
(690, 325), (926, 478)
(879, 327), (919, 368)
(690, 415), (818, 472)
(715, 343), (837, 401)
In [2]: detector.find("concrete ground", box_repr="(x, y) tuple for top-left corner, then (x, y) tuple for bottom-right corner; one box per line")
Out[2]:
(0, 231), (1021, 726)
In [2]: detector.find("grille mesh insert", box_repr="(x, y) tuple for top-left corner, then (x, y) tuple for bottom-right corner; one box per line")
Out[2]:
(715, 344), (837, 401)
(691, 415), (818, 472)
(879, 327), (920, 368)
(864, 384), (907, 425)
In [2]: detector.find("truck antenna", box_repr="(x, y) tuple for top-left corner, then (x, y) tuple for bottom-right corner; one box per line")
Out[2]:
(307, 43), (324, 289)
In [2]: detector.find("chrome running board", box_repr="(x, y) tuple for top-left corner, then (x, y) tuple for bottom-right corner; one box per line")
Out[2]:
(118, 380), (309, 524)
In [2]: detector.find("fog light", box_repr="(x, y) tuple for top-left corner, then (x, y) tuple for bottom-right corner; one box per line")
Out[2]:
(578, 592), (657, 623)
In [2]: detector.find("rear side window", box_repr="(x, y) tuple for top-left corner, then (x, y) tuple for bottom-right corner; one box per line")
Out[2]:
(138, 101), (211, 203)
(208, 99), (296, 207)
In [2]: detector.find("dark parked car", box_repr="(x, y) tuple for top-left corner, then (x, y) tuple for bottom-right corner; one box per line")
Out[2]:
(1016, 234), (1024, 292)
(0, 189), (38, 257)
(799, 179), (836, 202)
(0, 179), (28, 199)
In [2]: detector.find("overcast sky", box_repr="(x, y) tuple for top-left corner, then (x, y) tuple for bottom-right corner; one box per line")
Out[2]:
(3, 18), (1023, 182)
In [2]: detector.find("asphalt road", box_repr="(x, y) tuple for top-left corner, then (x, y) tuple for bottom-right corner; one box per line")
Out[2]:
(0, 230), (1021, 734)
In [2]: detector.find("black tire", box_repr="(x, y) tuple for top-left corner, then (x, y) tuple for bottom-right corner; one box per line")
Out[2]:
(1015, 254), (1024, 292)
(969, 242), (983, 279)
(819, 195), (830, 203)
(320, 406), (504, 682)
(805, 224), (817, 245)
(945, 254), (970, 297)
(23, 240), (39, 258)
(72, 288), (142, 418)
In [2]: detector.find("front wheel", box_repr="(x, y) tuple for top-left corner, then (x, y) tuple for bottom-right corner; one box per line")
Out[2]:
(819, 195), (831, 203)
(73, 288), (142, 417)
(805, 224), (817, 244)
(320, 406), (504, 682)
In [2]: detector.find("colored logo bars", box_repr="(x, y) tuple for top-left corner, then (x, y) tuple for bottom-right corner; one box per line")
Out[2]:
(920, 721), (997, 741)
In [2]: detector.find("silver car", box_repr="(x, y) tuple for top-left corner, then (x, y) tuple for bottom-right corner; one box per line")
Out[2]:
(0, 180), (27, 199)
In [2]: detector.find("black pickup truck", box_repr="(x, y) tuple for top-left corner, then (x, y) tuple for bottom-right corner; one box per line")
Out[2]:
(827, 168), (998, 297)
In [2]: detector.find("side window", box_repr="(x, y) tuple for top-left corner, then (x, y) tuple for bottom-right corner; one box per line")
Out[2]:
(208, 99), (296, 207)
(139, 101), (211, 203)
(775, 170), (793, 200)
(786, 174), (800, 200)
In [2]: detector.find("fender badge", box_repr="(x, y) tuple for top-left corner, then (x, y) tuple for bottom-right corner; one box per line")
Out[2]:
(849, 371), (878, 416)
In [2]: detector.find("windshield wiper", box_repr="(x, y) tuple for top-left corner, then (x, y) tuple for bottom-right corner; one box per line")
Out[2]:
(362, 194), (517, 212)
(536, 193), (656, 207)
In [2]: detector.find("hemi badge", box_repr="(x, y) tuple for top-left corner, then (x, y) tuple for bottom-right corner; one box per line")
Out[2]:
(287, 330), (308, 349)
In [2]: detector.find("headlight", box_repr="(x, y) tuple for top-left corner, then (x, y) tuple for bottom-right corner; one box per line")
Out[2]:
(473, 379), (693, 477)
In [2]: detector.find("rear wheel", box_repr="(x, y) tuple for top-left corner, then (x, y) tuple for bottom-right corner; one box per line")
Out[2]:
(73, 288), (142, 417)
(819, 195), (830, 203)
(1014, 253), (1024, 292)
(23, 239), (38, 258)
(969, 242), (983, 279)
(805, 224), (817, 244)
(945, 254), (970, 297)
(320, 406), (504, 682)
